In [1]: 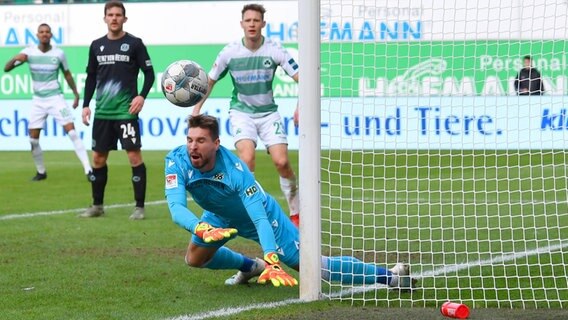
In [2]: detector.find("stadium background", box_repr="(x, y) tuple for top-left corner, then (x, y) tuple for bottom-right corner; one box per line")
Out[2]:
(1, 1), (568, 319)
(1, 1), (567, 151)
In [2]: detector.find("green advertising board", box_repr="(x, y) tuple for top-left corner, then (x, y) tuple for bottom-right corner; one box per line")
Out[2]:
(1, 41), (566, 100)
(321, 40), (567, 96)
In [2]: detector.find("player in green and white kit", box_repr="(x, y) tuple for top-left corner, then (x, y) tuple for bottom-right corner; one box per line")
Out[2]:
(3, 23), (92, 182)
(193, 4), (300, 227)
(80, 1), (155, 220)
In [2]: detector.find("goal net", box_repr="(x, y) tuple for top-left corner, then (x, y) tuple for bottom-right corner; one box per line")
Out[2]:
(303, 0), (568, 308)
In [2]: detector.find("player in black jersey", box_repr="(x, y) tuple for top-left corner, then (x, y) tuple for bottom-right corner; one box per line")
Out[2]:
(80, 0), (155, 220)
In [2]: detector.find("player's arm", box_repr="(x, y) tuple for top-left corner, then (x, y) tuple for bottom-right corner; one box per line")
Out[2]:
(130, 41), (155, 115)
(237, 173), (297, 286)
(164, 155), (200, 232)
(164, 154), (236, 241)
(243, 196), (298, 287)
(82, 43), (98, 126)
(4, 53), (27, 72)
(166, 178), (236, 242)
(129, 67), (155, 115)
(63, 70), (80, 109)
(292, 73), (300, 126)
(274, 44), (300, 126)
(191, 77), (217, 116)
(192, 46), (230, 116)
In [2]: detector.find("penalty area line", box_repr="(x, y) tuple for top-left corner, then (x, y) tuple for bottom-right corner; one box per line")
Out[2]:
(166, 241), (568, 320)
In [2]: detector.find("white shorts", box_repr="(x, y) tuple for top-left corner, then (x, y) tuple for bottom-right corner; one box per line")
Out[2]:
(28, 94), (74, 129)
(229, 109), (288, 148)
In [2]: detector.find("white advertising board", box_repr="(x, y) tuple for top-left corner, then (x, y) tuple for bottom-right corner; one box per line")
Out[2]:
(0, 97), (567, 151)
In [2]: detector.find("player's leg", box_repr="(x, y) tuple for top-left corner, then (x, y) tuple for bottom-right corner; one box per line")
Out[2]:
(254, 199), (414, 289)
(79, 119), (113, 218)
(267, 144), (299, 225)
(63, 123), (93, 177)
(120, 119), (146, 220)
(321, 256), (414, 288)
(51, 94), (92, 177)
(29, 128), (47, 181)
(258, 112), (299, 225)
(229, 109), (258, 172)
(28, 98), (48, 181)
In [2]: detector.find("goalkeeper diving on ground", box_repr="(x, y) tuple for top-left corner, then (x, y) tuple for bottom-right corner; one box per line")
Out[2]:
(165, 114), (416, 288)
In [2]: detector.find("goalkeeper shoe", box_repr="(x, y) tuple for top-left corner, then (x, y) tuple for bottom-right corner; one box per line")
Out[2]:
(224, 258), (265, 285)
(389, 263), (417, 290)
(78, 205), (104, 218)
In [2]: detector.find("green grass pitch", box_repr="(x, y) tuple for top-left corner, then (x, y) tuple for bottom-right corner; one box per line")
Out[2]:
(1, 150), (567, 319)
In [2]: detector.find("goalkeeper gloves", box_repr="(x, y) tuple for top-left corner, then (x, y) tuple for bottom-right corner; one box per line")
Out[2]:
(194, 222), (237, 243)
(257, 252), (298, 287)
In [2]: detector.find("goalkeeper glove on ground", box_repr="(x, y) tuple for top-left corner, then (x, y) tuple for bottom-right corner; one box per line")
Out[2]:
(257, 252), (298, 287)
(194, 222), (237, 243)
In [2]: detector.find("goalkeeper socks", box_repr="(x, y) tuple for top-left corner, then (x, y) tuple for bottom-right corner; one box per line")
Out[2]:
(280, 175), (299, 215)
(131, 163), (147, 208)
(323, 256), (390, 285)
(92, 165), (108, 206)
(67, 129), (92, 174)
(30, 138), (46, 174)
(239, 257), (255, 272)
(202, 246), (246, 270)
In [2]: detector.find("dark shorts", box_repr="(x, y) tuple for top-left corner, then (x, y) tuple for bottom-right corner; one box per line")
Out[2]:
(92, 119), (142, 151)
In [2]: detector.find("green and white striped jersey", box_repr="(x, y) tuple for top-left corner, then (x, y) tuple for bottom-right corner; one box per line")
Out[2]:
(21, 45), (68, 98)
(209, 37), (299, 115)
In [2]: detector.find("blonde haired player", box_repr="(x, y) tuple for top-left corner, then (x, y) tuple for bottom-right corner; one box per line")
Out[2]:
(193, 3), (300, 227)
(3, 23), (92, 181)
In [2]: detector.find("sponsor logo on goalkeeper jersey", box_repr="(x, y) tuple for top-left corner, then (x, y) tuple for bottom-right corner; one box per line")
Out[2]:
(165, 174), (178, 189)
(213, 172), (224, 180)
(245, 185), (258, 197)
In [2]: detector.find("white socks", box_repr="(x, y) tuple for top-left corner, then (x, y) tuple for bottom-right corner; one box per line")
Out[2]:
(280, 176), (299, 215)
(30, 138), (45, 174)
(67, 129), (92, 174)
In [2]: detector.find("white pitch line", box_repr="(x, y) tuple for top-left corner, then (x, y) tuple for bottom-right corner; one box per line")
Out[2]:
(3, 198), (566, 319)
(418, 241), (568, 278)
(168, 299), (304, 320)
(0, 199), (168, 221)
(0, 196), (290, 221)
(165, 241), (568, 320)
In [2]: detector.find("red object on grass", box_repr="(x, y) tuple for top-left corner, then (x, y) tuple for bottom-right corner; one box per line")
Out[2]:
(440, 301), (470, 319)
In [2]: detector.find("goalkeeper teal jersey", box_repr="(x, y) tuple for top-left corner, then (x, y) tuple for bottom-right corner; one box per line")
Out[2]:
(164, 145), (282, 255)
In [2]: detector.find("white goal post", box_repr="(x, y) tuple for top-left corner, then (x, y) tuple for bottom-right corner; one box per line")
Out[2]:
(299, 0), (568, 308)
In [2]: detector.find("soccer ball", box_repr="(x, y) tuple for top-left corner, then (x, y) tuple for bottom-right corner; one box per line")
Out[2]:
(161, 60), (209, 108)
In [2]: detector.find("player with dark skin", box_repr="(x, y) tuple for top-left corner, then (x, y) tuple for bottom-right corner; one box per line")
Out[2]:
(4, 23), (90, 181)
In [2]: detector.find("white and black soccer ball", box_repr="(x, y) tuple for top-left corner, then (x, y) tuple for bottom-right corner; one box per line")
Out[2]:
(161, 60), (208, 108)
